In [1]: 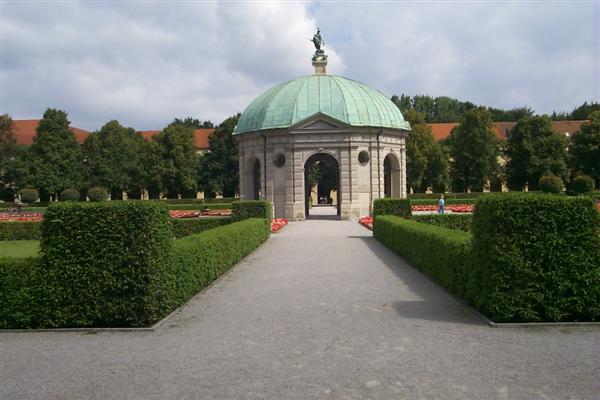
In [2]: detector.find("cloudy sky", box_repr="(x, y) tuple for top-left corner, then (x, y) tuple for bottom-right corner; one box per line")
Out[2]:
(1, 1), (598, 131)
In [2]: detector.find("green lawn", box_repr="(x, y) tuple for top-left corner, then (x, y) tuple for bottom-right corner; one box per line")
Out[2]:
(0, 240), (40, 258)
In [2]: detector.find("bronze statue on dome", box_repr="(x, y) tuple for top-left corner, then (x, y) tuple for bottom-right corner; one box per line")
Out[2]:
(311, 28), (324, 53)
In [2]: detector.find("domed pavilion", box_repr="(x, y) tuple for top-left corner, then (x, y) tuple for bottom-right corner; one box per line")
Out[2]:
(234, 32), (411, 220)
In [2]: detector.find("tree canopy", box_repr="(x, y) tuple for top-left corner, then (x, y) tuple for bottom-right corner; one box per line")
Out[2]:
(29, 108), (84, 201)
(83, 120), (144, 199)
(569, 111), (600, 188)
(197, 114), (240, 198)
(447, 108), (500, 192)
(505, 116), (569, 191)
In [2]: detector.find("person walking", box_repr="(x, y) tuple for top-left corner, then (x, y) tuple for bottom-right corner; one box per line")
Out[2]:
(438, 194), (445, 214)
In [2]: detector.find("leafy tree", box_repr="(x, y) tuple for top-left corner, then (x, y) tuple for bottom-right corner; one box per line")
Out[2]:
(139, 140), (163, 199)
(3, 145), (33, 194)
(505, 116), (569, 191)
(169, 117), (214, 129)
(570, 101), (600, 120)
(198, 114), (240, 197)
(569, 111), (600, 188)
(448, 108), (500, 192)
(424, 142), (450, 193)
(403, 110), (433, 192)
(153, 124), (198, 198)
(83, 120), (144, 200)
(0, 114), (17, 200)
(29, 108), (83, 201)
(392, 93), (533, 123)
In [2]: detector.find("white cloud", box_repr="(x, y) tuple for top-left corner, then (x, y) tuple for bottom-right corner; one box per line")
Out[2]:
(1, 1), (598, 131)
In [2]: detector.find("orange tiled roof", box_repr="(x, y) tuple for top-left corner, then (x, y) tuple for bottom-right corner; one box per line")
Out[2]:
(140, 128), (214, 150)
(427, 120), (588, 141)
(12, 119), (90, 145)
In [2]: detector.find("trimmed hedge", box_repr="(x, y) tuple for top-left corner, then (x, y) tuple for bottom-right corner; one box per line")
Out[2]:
(88, 186), (109, 201)
(171, 217), (232, 239)
(232, 200), (272, 221)
(372, 198), (412, 218)
(412, 214), (472, 232)
(60, 188), (80, 201)
(204, 197), (238, 204)
(572, 175), (595, 194)
(0, 257), (45, 328)
(539, 175), (563, 194)
(168, 218), (270, 309)
(0, 221), (42, 240)
(40, 201), (173, 327)
(471, 193), (600, 322)
(374, 216), (472, 296)
(20, 188), (39, 204)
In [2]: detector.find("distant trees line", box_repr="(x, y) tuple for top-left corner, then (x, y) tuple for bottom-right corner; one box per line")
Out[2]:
(0, 109), (238, 202)
(1, 96), (599, 203)
(392, 94), (600, 124)
(401, 98), (600, 193)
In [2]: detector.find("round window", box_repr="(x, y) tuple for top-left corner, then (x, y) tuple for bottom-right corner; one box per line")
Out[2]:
(273, 153), (286, 167)
(358, 150), (370, 165)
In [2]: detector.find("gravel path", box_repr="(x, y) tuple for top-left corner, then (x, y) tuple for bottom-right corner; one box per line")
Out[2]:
(1, 217), (599, 399)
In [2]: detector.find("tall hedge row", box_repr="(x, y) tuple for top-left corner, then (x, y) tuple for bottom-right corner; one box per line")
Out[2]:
(0, 221), (42, 240)
(1, 202), (271, 329)
(372, 198), (412, 218)
(374, 216), (472, 296)
(40, 201), (174, 327)
(375, 194), (600, 322)
(470, 193), (600, 322)
(412, 214), (472, 232)
(0, 257), (44, 328)
(171, 217), (232, 239)
(168, 218), (270, 308)
(232, 200), (272, 221)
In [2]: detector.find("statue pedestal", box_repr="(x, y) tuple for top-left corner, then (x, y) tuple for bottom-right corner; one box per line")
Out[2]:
(312, 52), (327, 75)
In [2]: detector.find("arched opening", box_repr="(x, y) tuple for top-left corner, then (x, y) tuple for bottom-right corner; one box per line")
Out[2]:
(252, 158), (261, 200)
(384, 153), (401, 198)
(304, 153), (340, 219)
(244, 156), (262, 200)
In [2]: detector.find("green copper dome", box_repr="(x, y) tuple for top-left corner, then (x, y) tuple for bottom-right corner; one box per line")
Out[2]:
(233, 75), (411, 134)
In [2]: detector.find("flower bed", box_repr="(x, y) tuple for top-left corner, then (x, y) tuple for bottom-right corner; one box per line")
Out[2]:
(169, 209), (231, 219)
(411, 204), (474, 213)
(0, 213), (44, 222)
(270, 218), (288, 233)
(359, 216), (373, 230)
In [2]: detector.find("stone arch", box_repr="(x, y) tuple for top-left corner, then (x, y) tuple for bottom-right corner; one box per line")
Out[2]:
(304, 152), (340, 217)
(384, 152), (401, 198)
(244, 155), (262, 200)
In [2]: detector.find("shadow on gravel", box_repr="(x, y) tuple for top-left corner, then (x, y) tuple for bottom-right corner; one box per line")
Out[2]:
(347, 234), (483, 326)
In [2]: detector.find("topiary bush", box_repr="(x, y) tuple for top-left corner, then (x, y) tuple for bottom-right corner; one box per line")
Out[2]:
(19, 188), (39, 204)
(470, 193), (600, 322)
(171, 217), (232, 239)
(87, 186), (109, 202)
(374, 216), (472, 297)
(40, 201), (173, 327)
(412, 214), (472, 232)
(0, 221), (42, 240)
(60, 188), (80, 201)
(372, 198), (412, 218)
(539, 174), (563, 194)
(232, 200), (272, 221)
(168, 218), (270, 309)
(572, 175), (595, 194)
